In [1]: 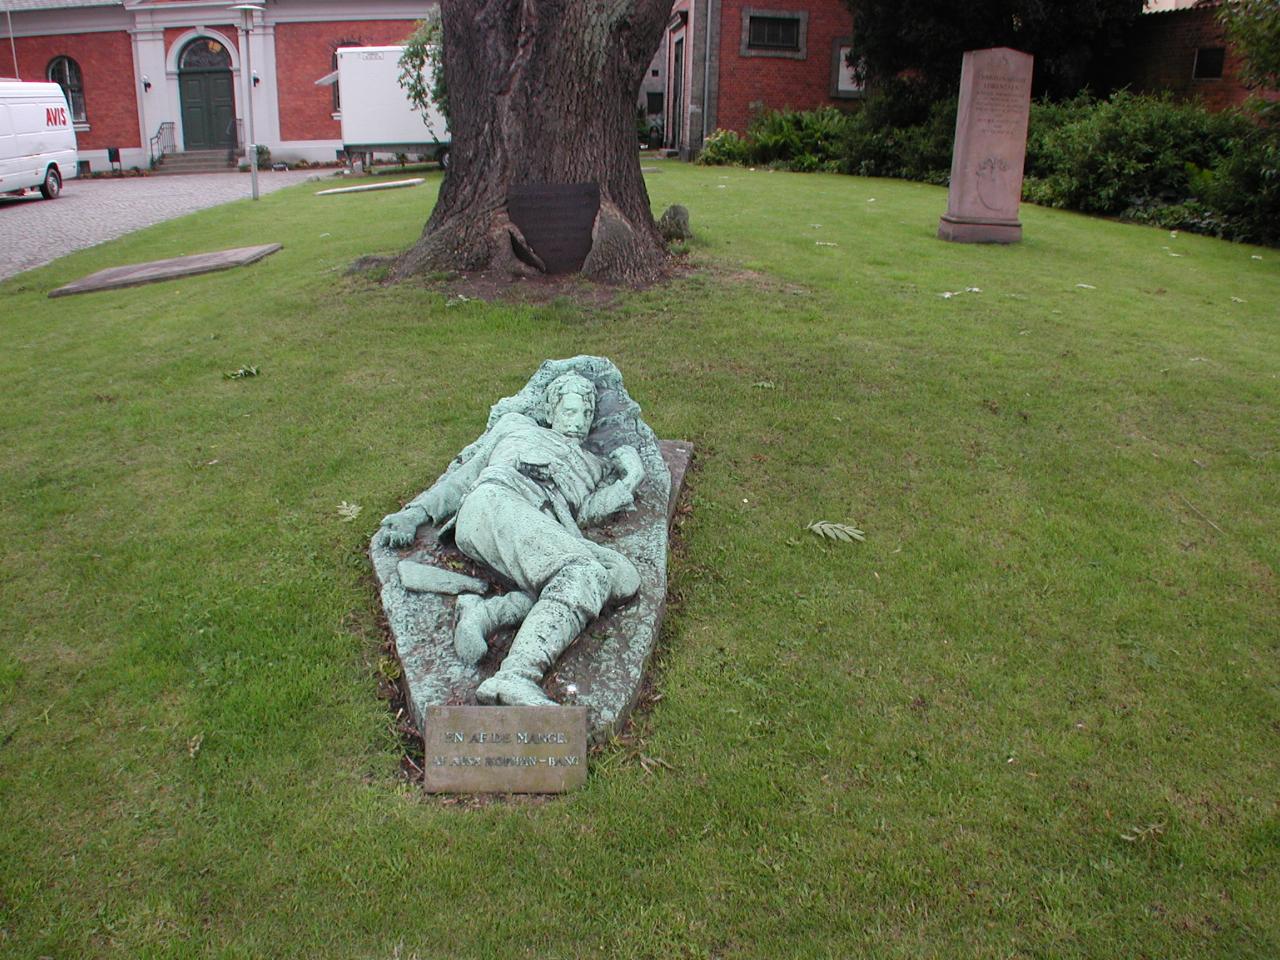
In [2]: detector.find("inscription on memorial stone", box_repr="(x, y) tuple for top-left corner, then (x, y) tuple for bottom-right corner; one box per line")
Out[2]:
(507, 183), (601, 274)
(938, 47), (1034, 244)
(423, 705), (588, 793)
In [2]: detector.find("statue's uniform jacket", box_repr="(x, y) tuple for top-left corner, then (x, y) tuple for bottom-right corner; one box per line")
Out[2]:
(410, 412), (641, 615)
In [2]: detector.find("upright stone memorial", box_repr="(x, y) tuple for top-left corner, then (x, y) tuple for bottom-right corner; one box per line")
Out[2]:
(370, 357), (692, 793)
(938, 48), (1034, 244)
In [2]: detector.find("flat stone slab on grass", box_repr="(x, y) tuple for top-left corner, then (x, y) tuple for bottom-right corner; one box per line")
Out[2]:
(373, 439), (693, 745)
(315, 178), (424, 196)
(49, 243), (282, 298)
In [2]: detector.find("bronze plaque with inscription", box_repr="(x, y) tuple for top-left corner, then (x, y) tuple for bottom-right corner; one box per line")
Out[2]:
(423, 706), (588, 793)
(506, 183), (601, 274)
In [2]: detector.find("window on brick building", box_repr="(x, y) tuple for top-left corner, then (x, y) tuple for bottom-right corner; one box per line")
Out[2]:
(740, 9), (807, 60)
(749, 16), (800, 51)
(46, 56), (85, 124)
(1193, 47), (1225, 80)
(331, 39), (364, 111)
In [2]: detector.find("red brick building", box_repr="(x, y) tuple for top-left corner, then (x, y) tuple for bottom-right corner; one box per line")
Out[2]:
(661, 0), (859, 158)
(1, 0), (428, 171)
(1114, 0), (1279, 111)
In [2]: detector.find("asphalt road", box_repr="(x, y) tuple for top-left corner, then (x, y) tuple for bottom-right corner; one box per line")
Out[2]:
(0, 169), (326, 283)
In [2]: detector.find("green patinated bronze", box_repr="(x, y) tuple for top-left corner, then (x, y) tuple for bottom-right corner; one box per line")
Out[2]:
(375, 358), (670, 714)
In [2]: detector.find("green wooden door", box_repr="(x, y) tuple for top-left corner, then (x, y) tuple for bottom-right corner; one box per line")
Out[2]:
(180, 71), (235, 150)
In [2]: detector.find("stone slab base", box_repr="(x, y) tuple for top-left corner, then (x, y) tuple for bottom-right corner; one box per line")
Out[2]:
(938, 215), (1022, 244)
(315, 178), (424, 196)
(49, 243), (282, 298)
(372, 439), (694, 744)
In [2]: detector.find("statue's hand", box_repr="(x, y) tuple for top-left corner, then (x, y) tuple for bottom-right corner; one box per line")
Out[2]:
(611, 445), (644, 492)
(378, 507), (424, 548)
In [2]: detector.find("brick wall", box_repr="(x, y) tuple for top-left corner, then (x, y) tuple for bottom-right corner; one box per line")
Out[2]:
(273, 20), (418, 141)
(715, 0), (854, 133)
(1120, 7), (1275, 111)
(11, 32), (140, 149)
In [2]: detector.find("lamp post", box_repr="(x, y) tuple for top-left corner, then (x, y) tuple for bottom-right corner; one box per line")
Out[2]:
(230, 3), (265, 200)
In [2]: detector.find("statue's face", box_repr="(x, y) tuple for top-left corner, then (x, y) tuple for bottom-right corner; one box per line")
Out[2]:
(550, 392), (593, 443)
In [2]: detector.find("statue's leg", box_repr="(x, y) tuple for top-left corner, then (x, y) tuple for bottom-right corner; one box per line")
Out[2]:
(475, 556), (611, 707)
(453, 591), (534, 665)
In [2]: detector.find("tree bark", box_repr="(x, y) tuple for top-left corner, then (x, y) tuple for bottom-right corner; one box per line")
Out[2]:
(391, 0), (673, 286)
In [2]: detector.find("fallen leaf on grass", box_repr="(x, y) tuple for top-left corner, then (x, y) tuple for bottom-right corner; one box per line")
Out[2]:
(806, 520), (865, 543)
(638, 754), (674, 775)
(337, 501), (362, 521)
(752, 380), (775, 389)
(187, 734), (204, 759)
(1121, 821), (1166, 844)
(223, 365), (260, 380)
(1231, 297), (1246, 303)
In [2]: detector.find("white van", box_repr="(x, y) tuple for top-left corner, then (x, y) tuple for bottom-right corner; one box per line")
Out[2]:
(333, 47), (450, 167)
(0, 80), (79, 199)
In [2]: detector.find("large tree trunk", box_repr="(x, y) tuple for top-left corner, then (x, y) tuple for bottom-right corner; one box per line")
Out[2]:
(391, 0), (672, 286)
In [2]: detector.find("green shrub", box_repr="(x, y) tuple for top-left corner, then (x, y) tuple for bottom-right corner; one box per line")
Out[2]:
(841, 96), (955, 182)
(699, 109), (854, 172)
(747, 107), (853, 168)
(1194, 127), (1280, 244)
(1022, 91), (1249, 214)
(698, 128), (752, 166)
(1025, 93), (1098, 179)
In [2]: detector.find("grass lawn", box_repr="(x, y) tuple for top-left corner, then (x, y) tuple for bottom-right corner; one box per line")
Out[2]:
(1, 161), (1277, 959)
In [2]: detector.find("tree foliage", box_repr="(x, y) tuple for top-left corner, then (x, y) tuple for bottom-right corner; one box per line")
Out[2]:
(842, 0), (1145, 99)
(1218, 0), (1280, 94)
(398, 13), (448, 132)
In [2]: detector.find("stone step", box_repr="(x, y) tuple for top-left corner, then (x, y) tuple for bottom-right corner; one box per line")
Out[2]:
(152, 151), (237, 175)
(158, 156), (235, 166)
(151, 165), (237, 176)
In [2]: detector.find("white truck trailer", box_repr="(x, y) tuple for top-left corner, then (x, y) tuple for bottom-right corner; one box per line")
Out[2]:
(0, 80), (79, 199)
(334, 46), (449, 168)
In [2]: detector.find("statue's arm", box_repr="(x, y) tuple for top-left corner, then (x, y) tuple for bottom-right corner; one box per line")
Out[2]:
(578, 445), (645, 528)
(376, 425), (502, 547)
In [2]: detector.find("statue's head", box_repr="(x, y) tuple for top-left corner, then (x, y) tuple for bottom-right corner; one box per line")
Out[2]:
(545, 372), (596, 443)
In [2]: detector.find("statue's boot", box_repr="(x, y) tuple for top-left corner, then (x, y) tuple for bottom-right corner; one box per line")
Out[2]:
(453, 591), (533, 665)
(476, 557), (610, 706)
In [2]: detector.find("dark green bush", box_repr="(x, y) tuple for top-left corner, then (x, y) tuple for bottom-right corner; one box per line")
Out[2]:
(1194, 128), (1280, 244)
(841, 96), (955, 182)
(1021, 91), (1250, 214)
(694, 88), (1280, 247)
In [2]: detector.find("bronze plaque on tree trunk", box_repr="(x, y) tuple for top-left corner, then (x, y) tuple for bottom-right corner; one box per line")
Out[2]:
(423, 706), (588, 793)
(507, 183), (601, 274)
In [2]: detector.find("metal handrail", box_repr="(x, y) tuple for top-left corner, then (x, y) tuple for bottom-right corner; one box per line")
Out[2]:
(148, 121), (175, 167)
